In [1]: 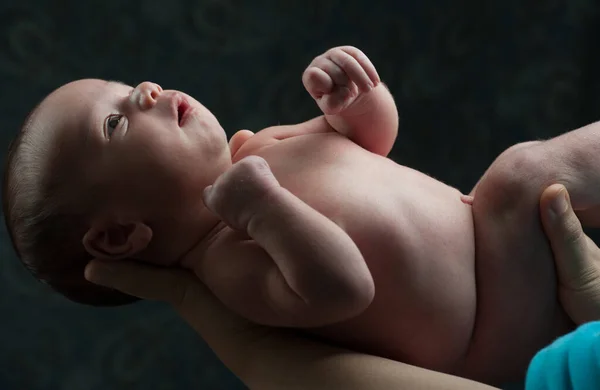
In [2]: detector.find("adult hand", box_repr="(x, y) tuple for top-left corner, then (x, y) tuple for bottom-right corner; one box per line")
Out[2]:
(84, 261), (267, 379)
(84, 260), (496, 390)
(540, 184), (600, 324)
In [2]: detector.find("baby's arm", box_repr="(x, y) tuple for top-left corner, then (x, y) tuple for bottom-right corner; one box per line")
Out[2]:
(303, 46), (399, 156)
(198, 156), (375, 328)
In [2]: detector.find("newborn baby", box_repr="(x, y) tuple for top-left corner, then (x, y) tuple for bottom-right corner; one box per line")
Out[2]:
(5, 46), (589, 385)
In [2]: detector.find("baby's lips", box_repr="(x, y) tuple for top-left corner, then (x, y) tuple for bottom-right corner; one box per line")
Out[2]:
(176, 97), (193, 126)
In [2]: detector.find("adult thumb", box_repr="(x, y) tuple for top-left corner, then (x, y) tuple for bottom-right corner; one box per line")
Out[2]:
(85, 259), (196, 306)
(540, 184), (599, 290)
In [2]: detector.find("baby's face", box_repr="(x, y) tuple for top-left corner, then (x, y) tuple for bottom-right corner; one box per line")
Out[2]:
(36, 79), (231, 219)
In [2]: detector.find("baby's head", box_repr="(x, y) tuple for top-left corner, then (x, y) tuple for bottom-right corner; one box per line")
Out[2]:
(3, 79), (231, 305)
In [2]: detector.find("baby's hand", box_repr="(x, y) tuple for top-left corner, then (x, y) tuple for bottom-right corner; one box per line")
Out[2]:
(302, 46), (381, 116)
(203, 156), (281, 231)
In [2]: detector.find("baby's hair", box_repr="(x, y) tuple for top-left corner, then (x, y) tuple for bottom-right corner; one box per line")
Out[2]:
(2, 103), (138, 306)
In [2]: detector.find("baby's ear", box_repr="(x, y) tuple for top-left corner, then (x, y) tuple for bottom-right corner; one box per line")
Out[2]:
(83, 221), (152, 260)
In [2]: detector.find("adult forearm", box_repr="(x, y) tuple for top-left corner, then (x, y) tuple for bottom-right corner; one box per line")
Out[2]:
(240, 333), (499, 390)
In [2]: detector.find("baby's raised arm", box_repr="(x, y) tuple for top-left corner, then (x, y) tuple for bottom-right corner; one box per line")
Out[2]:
(303, 46), (399, 156)
(197, 156), (374, 328)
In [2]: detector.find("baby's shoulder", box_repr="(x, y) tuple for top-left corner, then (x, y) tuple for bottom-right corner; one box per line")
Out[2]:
(231, 116), (333, 161)
(262, 116), (334, 140)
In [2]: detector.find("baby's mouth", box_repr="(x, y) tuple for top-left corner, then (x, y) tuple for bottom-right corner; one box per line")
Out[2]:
(177, 99), (191, 126)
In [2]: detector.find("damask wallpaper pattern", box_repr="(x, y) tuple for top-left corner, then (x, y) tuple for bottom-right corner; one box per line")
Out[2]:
(0, 0), (599, 389)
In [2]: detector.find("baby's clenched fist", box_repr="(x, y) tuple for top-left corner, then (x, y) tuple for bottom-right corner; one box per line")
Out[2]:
(203, 156), (281, 232)
(302, 46), (380, 115)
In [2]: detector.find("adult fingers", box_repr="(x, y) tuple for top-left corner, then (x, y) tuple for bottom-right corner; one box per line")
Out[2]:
(539, 184), (600, 290)
(84, 260), (195, 306)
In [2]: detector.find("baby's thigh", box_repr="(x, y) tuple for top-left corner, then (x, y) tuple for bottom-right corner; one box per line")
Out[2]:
(463, 142), (573, 382)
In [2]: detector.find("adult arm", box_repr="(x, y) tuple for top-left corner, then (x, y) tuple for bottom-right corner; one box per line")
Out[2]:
(84, 260), (498, 390)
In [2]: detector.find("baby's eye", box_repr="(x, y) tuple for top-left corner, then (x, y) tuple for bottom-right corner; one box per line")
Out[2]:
(105, 114), (123, 138)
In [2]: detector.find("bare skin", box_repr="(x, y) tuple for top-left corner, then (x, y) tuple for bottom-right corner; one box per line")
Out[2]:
(83, 259), (499, 390)
(540, 184), (600, 325)
(187, 47), (477, 376)
(190, 47), (590, 384)
(81, 183), (600, 390)
(32, 46), (594, 385)
(196, 119), (476, 375)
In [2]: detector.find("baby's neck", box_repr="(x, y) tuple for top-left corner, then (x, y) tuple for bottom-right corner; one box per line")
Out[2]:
(139, 208), (223, 269)
(178, 217), (227, 270)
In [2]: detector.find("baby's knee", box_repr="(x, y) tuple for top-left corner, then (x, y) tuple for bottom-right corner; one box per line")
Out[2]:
(488, 141), (547, 188)
(475, 140), (551, 213)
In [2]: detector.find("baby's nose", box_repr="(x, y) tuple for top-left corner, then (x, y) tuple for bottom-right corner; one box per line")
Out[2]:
(131, 81), (163, 110)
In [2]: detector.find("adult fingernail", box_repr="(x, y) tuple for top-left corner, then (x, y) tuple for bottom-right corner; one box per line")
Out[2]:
(550, 186), (569, 216)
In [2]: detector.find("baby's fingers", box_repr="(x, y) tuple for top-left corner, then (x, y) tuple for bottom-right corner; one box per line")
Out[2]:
(302, 66), (334, 99)
(325, 49), (373, 93)
(339, 46), (380, 86)
(308, 56), (348, 87)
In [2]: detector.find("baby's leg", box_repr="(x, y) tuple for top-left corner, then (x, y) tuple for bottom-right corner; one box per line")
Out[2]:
(483, 122), (600, 210)
(460, 126), (600, 382)
(544, 122), (600, 227)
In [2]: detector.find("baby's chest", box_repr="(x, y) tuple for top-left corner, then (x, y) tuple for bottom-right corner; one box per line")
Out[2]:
(234, 127), (372, 201)
(264, 147), (415, 264)
(233, 128), (446, 262)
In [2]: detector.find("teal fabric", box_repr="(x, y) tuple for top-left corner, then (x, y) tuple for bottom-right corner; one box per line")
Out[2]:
(526, 321), (600, 390)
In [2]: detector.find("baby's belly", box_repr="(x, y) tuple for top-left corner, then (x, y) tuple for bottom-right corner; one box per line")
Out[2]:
(311, 185), (479, 374)
(460, 194), (574, 384)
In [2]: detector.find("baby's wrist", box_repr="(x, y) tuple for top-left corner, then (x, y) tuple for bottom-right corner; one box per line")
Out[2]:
(246, 186), (290, 237)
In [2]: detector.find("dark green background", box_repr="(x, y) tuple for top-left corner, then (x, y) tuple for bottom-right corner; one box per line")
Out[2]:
(1, 0), (599, 389)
